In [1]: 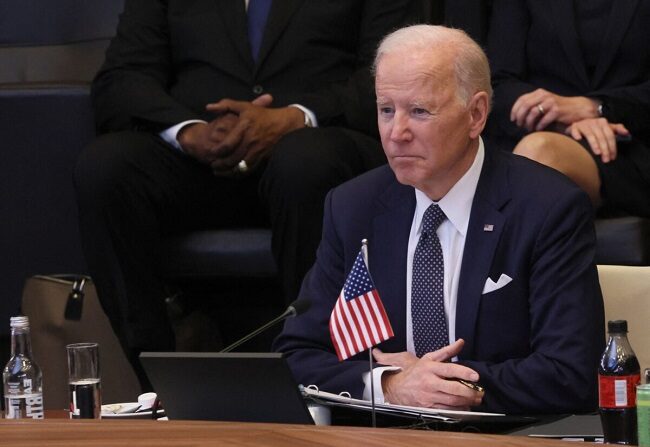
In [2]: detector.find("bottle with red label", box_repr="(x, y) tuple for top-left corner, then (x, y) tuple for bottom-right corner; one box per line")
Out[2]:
(599, 319), (640, 445)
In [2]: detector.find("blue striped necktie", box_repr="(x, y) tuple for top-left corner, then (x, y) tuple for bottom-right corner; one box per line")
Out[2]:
(247, 0), (272, 62)
(412, 204), (448, 357)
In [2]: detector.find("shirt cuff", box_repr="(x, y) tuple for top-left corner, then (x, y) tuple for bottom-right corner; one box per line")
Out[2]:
(159, 120), (207, 152)
(362, 366), (401, 404)
(288, 104), (318, 128)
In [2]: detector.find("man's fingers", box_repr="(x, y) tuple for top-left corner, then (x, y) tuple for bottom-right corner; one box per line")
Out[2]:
(206, 95), (272, 114)
(382, 353), (483, 409)
(206, 98), (249, 114)
(417, 371), (482, 408)
(207, 114), (238, 141)
(427, 360), (479, 382)
(211, 119), (248, 159)
(422, 339), (465, 362)
(251, 93), (273, 107)
(372, 348), (387, 362)
(211, 143), (246, 173)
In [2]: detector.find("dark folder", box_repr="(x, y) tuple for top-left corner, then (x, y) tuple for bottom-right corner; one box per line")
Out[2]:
(140, 352), (314, 424)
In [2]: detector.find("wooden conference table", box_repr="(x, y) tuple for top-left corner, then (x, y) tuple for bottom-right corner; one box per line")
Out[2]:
(0, 418), (580, 447)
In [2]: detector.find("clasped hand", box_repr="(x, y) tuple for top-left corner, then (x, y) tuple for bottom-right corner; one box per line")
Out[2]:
(374, 339), (483, 410)
(177, 94), (304, 175)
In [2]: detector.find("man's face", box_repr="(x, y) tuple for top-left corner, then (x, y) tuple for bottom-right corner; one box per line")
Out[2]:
(375, 50), (481, 199)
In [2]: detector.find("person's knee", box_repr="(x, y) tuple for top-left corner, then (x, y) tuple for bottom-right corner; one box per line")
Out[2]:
(262, 128), (355, 202)
(513, 132), (564, 168)
(74, 131), (154, 205)
(515, 131), (602, 204)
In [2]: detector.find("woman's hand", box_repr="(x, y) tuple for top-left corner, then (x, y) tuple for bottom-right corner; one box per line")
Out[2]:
(566, 118), (629, 163)
(511, 88), (600, 131)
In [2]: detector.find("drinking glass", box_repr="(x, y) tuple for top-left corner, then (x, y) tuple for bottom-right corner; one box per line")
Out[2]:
(66, 343), (101, 419)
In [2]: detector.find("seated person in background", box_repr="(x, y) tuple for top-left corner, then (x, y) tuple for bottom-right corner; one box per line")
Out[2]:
(485, 0), (650, 217)
(274, 24), (605, 415)
(73, 0), (416, 386)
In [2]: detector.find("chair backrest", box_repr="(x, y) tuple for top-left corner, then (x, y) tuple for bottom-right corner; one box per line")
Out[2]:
(596, 217), (650, 266)
(0, 0), (124, 84)
(598, 265), (650, 370)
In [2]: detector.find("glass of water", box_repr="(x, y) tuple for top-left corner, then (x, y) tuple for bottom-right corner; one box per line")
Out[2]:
(66, 343), (101, 419)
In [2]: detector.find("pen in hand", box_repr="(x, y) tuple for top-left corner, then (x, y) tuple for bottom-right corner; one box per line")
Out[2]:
(452, 378), (485, 393)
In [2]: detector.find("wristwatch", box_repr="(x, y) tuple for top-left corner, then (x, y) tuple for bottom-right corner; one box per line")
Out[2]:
(597, 102), (605, 117)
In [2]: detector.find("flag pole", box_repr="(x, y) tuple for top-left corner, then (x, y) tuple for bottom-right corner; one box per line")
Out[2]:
(361, 239), (377, 428)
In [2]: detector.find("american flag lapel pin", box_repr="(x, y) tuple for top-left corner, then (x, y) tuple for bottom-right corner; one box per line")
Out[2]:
(483, 224), (494, 232)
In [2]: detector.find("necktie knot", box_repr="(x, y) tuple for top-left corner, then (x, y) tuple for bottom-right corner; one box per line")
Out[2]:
(421, 204), (446, 236)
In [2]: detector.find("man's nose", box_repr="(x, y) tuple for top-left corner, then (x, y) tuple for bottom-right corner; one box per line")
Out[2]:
(390, 113), (412, 142)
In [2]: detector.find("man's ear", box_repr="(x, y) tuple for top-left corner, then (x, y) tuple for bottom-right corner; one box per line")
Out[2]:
(468, 91), (489, 139)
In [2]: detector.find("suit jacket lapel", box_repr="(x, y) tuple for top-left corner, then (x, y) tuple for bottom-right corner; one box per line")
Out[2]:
(215, 0), (255, 70)
(455, 150), (510, 359)
(591, 0), (639, 88)
(369, 179), (415, 350)
(254, 0), (305, 72)
(548, 1), (590, 88)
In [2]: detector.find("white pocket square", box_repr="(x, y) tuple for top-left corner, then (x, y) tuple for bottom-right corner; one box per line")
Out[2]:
(482, 273), (513, 294)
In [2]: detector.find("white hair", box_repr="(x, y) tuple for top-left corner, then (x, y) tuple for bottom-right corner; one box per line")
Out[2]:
(374, 24), (492, 109)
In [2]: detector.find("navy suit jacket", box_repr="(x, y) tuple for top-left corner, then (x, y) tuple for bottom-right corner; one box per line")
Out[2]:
(274, 148), (605, 414)
(486, 0), (650, 149)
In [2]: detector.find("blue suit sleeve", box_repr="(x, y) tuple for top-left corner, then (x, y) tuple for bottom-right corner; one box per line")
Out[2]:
(460, 187), (605, 414)
(273, 190), (372, 398)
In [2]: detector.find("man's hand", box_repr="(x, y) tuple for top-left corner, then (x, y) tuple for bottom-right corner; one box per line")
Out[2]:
(177, 113), (238, 164)
(373, 339), (465, 369)
(376, 340), (483, 410)
(205, 94), (305, 175)
(566, 118), (629, 163)
(511, 88), (600, 131)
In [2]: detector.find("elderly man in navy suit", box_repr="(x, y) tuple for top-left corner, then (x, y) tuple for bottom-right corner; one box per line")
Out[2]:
(274, 25), (605, 414)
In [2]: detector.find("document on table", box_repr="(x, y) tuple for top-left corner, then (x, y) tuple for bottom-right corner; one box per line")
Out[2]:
(301, 386), (504, 422)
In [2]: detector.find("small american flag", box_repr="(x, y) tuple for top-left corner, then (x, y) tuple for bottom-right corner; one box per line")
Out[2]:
(329, 250), (394, 361)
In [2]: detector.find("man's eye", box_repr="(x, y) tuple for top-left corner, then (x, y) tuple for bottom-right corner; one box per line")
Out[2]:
(379, 107), (394, 115)
(412, 108), (430, 116)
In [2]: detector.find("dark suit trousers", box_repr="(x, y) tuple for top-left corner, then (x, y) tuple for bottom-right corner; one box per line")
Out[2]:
(73, 126), (384, 363)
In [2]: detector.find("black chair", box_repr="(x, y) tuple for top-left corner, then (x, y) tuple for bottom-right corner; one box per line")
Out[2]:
(595, 217), (650, 266)
(160, 229), (276, 281)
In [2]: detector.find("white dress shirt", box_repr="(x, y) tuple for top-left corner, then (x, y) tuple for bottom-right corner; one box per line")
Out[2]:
(362, 138), (485, 402)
